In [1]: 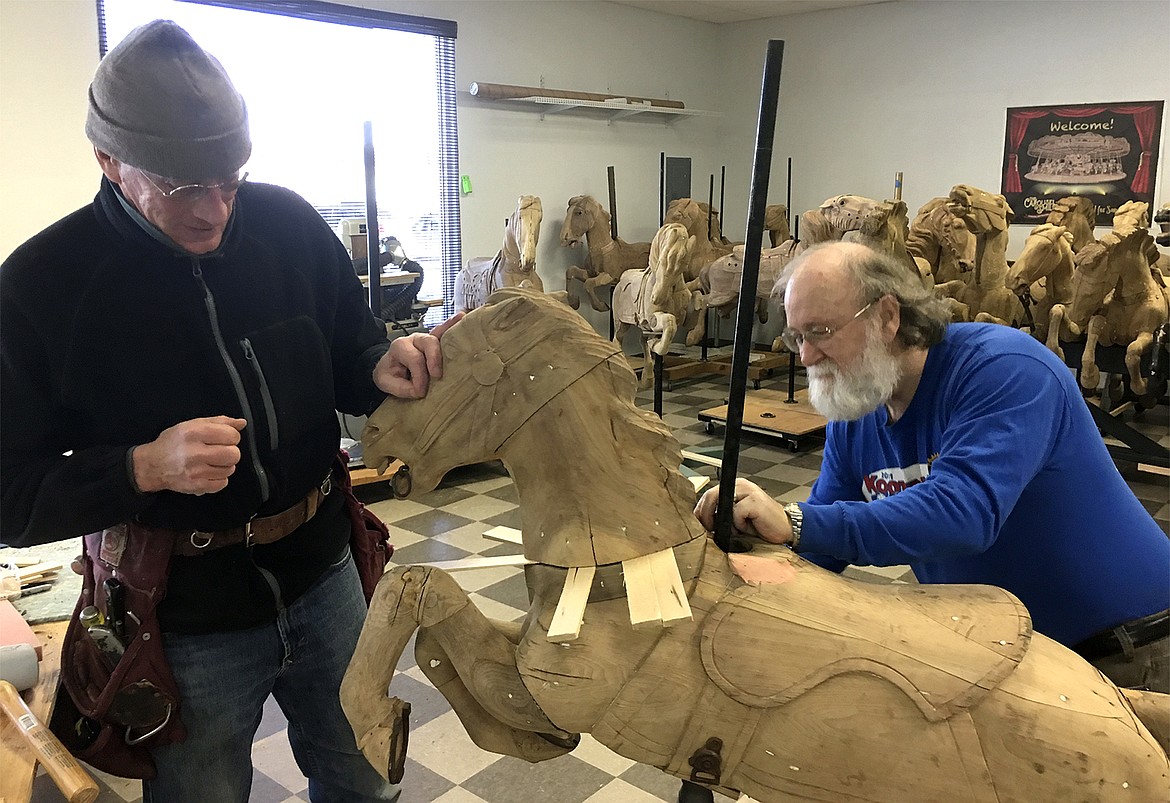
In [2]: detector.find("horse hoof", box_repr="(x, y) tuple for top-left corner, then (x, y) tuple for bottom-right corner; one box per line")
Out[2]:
(567, 294), (581, 310)
(590, 299), (612, 312)
(538, 731), (581, 750)
(387, 699), (411, 784)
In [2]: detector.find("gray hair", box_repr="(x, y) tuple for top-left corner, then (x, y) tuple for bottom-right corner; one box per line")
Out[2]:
(781, 242), (950, 348)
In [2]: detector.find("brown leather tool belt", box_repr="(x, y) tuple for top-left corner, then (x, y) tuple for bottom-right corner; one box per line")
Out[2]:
(1073, 608), (1170, 661)
(172, 472), (333, 558)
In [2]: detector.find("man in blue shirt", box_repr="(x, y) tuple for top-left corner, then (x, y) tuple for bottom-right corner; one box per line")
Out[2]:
(695, 241), (1169, 693)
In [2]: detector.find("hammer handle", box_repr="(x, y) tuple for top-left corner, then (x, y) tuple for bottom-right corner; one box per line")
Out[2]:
(0, 679), (99, 803)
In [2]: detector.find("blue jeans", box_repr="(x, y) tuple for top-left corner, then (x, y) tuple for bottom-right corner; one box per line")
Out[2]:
(144, 550), (400, 803)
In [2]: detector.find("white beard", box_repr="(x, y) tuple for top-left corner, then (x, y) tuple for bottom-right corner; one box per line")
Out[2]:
(807, 321), (903, 421)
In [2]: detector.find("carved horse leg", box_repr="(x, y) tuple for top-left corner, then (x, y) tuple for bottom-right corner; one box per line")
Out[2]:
(414, 624), (577, 762)
(565, 265), (591, 310)
(583, 272), (618, 312)
(648, 312), (678, 357)
(1126, 331), (1155, 396)
(1080, 314), (1106, 390)
(1046, 304), (1067, 361)
(685, 293), (708, 346)
(340, 567), (573, 782)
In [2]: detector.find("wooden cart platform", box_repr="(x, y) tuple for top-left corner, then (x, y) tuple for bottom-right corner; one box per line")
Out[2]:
(698, 388), (827, 453)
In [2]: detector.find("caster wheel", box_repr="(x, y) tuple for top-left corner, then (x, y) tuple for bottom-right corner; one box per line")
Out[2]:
(704, 421), (716, 435)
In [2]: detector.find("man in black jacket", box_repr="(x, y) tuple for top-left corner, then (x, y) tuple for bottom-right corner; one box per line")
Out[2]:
(0, 20), (453, 802)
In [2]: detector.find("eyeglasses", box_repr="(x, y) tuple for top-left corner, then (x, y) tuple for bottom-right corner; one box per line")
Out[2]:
(139, 170), (248, 202)
(780, 299), (876, 352)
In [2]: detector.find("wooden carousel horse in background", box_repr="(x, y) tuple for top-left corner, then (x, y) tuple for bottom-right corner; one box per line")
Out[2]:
(906, 196), (976, 285)
(703, 242), (798, 324)
(1079, 206), (1169, 396)
(611, 223), (705, 384)
(342, 289), (1168, 803)
(764, 203), (790, 247)
(932, 184), (1026, 327)
(1045, 195), (1098, 253)
(842, 197), (925, 280)
(663, 197), (734, 282)
(559, 195), (651, 311)
(1005, 223), (1076, 349)
(455, 195), (543, 313)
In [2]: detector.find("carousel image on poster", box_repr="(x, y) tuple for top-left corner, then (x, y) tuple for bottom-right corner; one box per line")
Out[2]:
(1001, 101), (1163, 226)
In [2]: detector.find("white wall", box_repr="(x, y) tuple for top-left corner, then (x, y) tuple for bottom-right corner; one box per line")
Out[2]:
(3, 0), (1167, 339)
(714, 0), (1170, 256)
(0, 1), (101, 256)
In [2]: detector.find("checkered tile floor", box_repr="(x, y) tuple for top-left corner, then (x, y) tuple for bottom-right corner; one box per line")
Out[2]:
(33, 352), (1169, 803)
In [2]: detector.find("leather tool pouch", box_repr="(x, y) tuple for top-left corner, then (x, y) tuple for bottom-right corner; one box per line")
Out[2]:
(335, 454), (393, 604)
(50, 523), (185, 779)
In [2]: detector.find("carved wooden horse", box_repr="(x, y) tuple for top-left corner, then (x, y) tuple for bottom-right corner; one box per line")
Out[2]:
(663, 198), (734, 282)
(704, 242), (797, 323)
(611, 223), (705, 384)
(1005, 223), (1076, 348)
(1045, 195), (1097, 253)
(933, 185), (1026, 326)
(1080, 222), (1169, 396)
(342, 289), (1167, 803)
(559, 195), (651, 311)
(764, 204), (790, 247)
(455, 195), (543, 313)
(906, 197), (976, 285)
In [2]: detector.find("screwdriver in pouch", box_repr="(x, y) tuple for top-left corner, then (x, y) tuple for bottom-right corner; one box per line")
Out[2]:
(80, 605), (124, 669)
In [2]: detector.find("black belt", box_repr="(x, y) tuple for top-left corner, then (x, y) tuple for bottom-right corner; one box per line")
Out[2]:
(1073, 609), (1170, 661)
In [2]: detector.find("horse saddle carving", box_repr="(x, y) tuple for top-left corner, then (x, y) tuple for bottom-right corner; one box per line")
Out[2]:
(699, 568), (1032, 722)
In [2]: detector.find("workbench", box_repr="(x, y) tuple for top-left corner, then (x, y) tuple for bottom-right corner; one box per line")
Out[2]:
(0, 619), (69, 803)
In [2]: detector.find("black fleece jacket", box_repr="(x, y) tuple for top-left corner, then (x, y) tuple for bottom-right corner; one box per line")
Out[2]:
(1, 178), (391, 631)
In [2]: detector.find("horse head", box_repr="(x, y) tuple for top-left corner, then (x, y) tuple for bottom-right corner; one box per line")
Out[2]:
(816, 195), (884, 238)
(1113, 200), (1150, 234)
(947, 185), (1013, 234)
(1007, 224), (1073, 293)
(362, 289), (625, 493)
(560, 195), (607, 247)
(648, 223), (695, 308)
(764, 204), (791, 246)
(512, 195), (542, 272)
(663, 198), (706, 238)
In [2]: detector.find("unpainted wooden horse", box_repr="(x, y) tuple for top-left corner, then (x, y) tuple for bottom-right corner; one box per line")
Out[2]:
(764, 204), (790, 247)
(933, 185), (1026, 326)
(1045, 195), (1098, 253)
(1080, 220), (1169, 396)
(906, 196), (976, 285)
(454, 195), (543, 313)
(559, 195), (651, 312)
(703, 242), (797, 323)
(1005, 223), (1076, 348)
(611, 223), (705, 384)
(663, 198), (733, 282)
(342, 289), (1167, 803)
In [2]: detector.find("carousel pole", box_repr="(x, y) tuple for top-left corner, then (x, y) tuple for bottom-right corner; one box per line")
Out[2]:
(713, 39), (784, 554)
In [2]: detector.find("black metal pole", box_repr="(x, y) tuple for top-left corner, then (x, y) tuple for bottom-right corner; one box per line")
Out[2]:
(659, 152), (666, 226)
(786, 157), (792, 229)
(653, 351), (664, 417)
(719, 166), (726, 239)
(706, 174), (715, 242)
(364, 121), (380, 316)
(785, 351), (797, 404)
(713, 39), (784, 554)
(608, 165), (619, 240)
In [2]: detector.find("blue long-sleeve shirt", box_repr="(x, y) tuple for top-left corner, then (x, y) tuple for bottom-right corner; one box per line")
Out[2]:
(799, 323), (1169, 646)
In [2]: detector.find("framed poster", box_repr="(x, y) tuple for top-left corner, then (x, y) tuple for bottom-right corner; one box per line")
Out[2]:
(1001, 101), (1163, 226)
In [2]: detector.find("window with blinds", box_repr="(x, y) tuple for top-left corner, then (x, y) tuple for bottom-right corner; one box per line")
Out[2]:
(97, 0), (461, 320)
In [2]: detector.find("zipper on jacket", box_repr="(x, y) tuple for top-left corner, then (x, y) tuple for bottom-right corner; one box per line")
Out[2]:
(191, 261), (270, 502)
(240, 338), (280, 451)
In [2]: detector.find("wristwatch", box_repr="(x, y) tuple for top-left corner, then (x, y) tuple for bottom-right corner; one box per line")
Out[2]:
(783, 503), (803, 550)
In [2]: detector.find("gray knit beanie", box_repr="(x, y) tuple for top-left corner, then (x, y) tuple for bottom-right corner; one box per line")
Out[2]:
(86, 20), (251, 181)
